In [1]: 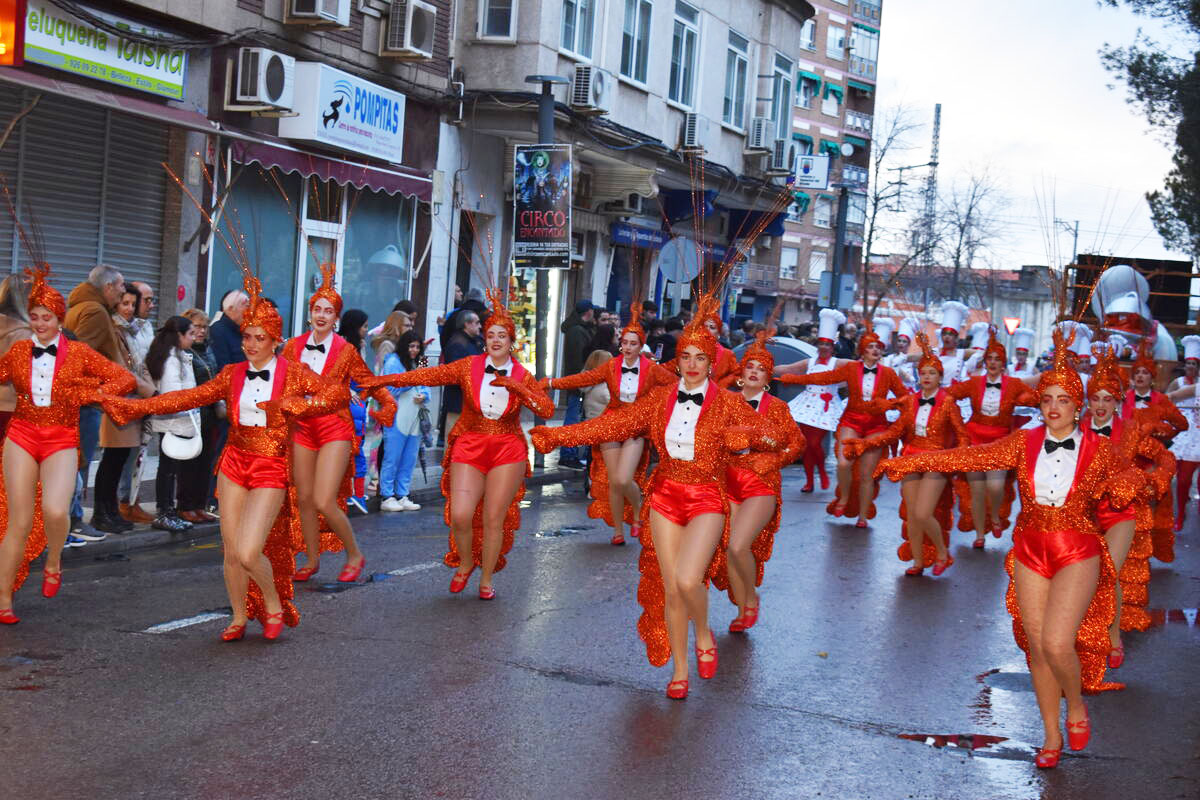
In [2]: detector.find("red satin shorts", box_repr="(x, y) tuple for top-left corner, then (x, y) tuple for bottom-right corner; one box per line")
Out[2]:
(726, 466), (774, 504)
(649, 478), (724, 525)
(840, 411), (889, 439)
(452, 432), (527, 474)
(1013, 528), (1103, 579)
(1095, 498), (1136, 531)
(219, 445), (288, 490)
(6, 418), (77, 462)
(292, 412), (354, 451)
(965, 420), (1010, 446)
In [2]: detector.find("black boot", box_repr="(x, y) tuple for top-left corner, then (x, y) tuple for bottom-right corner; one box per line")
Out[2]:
(91, 501), (133, 534)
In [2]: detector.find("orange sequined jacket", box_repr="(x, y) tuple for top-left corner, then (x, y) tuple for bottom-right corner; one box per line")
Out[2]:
(281, 332), (397, 427)
(946, 374), (1037, 429)
(550, 354), (676, 410)
(364, 354), (554, 435)
(729, 393), (805, 479)
(1085, 412), (1173, 512)
(778, 360), (905, 418)
(0, 334), (135, 426)
(1121, 389), (1187, 439)
(860, 389), (968, 453)
(105, 359), (348, 458)
(536, 382), (785, 485)
(880, 426), (1144, 536)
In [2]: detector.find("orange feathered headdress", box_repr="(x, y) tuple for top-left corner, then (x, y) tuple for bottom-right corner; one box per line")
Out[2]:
(483, 287), (517, 342)
(621, 286), (647, 344)
(915, 332), (944, 375)
(1037, 326), (1085, 406)
(26, 262), (65, 320)
(856, 318), (883, 356)
(1131, 337), (1157, 379)
(240, 272), (283, 342)
(740, 328), (775, 375)
(1089, 339), (1126, 398)
(677, 292), (719, 362)
(308, 261), (343, 317)
(984, 327), (1006, 361)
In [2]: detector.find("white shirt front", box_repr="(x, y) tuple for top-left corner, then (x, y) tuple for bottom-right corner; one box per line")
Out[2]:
(860, 366), (877, 402)
(981, 378), (1003, 416)
(745, 390), (766, 412)
(914, 393), (936, 437)
(664, 379), (708, 461)
(1032, 428), (1082, 508)
(30, 334), (56, 407)
(300, 331), (333, 376)
(479, 358), (514, 420)
(618, 357), (640, 403)
(238, 357), (276, 428)
(1133, 389), (1152, 409)
(940, 349), (964, 386)
(1091, 417), (1114, 437)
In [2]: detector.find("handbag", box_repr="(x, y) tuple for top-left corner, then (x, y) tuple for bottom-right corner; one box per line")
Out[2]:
(162, 409), (202, 460)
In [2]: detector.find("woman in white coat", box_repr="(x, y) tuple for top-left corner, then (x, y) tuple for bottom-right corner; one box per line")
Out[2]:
(143, 316), (199, 532)
(379, 330), (431, 511)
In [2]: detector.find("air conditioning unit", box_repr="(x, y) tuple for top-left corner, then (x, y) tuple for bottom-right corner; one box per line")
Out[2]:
(380, 0), (437, 59)
(766, 138), (795, 175)
(602, 192), (645, 215)
(746, 116), (773, 153)
(288, 0), (350, 26)
(570, 65), (614, 114)
(680, 112), (710, 152)
(234, 47), (296, 110)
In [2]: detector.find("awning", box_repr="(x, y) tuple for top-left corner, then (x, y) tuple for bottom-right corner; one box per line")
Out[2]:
(0, 65), (220, 136)
(792, 133), (814, 145)
(230, 135), (431, 200)
(823, 84), (844, 102)
(853, 22), (880, 34)
(791, 191), (811, 214)
(660, 188), (717, 222)
(819, 139), (841, 157)
(844, 135), (869, 148)
(797, 70), (822, 87)
(725, 208), (786, 239)
(847, 79), (874, 95)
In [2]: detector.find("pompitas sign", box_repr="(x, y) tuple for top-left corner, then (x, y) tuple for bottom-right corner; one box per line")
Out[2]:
(278, 62), (406, 164)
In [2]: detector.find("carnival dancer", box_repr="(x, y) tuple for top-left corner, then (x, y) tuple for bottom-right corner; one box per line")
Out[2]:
(0, 265), (136, 624)
(715, 330), (804, 631)
(529, 315), (785, 699)
(102, 274), (348, 641)
(1008, 327), (1038, 379)
(699, 312), (741, 386)
(364, 290), (553, 599)
(881, 316), (918, 391)
(946, 329), (1037, 548)
(1085, 341), (1172, 668)
(961, 321), (994, 379)
(542, 314), (675, 545)
(779, 308), (846, 493)
(777, 321), (906, 527)
(1166, 335), (1200, 530)
(876, 332), (1143, 768)
(845, 333), (967, 576)
(283, 265), (397, 583)
(933, 301), (971, 386)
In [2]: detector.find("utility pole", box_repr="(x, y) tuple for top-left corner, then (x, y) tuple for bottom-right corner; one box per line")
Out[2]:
(830, 184), (851, 310)
(1056, 218), (1079, 265)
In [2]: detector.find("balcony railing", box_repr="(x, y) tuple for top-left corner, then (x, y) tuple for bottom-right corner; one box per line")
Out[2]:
(853, 0), (882, 24)
(841, 164), (869, 190)
(845, 109), (873, 135)
(730, 262), (781, 293)
(849, 55), (877, 80)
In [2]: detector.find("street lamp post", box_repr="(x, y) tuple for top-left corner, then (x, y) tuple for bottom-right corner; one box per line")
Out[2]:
(829, 183), (851, 310)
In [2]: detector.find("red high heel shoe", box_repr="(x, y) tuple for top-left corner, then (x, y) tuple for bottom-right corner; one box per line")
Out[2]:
(932, 557), (952, 577)
(666, 678), (689, 699)
(740, 604), (759, 630)
(1173, 516), (1185, 532)
(992, 526), (1003, 538)
(262, 612), (285, 641)
(42, 569), (62, 599)
(831, 502), (847, 518)
(819, 472), (830, 490)
(478, 585), (496, 601)
(905, 565), (924, 576)
(611, 531), (625, 546)
(1066, 708), (1090, 751)
(855, 519), (868, 528)
(1107, 643), (1125, 669)
(337, 557), (366, 583)
(0, 608), (19, 625)
(292, 564), (319, 582)
(220, 623), (246, 642)
(630, 524), (642, 541)
(1035, 747), (1061, 768)
(449, 567), (474, 593)
(696, 639), (718, 680)
(728, 613), (746, 633)
(973, 537), (985, 549)
(801, 480), (814, 493)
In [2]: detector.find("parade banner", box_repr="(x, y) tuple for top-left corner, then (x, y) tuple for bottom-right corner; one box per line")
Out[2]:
(513, 144), (572, 269)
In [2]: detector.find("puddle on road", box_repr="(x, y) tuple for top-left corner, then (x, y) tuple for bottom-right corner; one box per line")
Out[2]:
(897, 733), (1010, 750)
(532, 525), (593, 538)
(93, 552), (129, 562)
(1146, 608), (1199, 627)
(313, 582), (356, 594)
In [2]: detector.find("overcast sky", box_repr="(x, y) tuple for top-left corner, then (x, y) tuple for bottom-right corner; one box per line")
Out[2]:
(875, 0), (1191, 268)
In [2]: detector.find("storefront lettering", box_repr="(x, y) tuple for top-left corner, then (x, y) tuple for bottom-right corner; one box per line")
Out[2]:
(353, 86), (401, 134)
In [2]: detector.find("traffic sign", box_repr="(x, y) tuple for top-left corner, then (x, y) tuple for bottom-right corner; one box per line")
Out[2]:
(1003, 317), (1021, 335)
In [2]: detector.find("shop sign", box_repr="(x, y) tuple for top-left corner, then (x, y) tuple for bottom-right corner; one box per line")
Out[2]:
(0, 0), (24, 66)
(513, 144), (572, 269)
(792, 154), (830, 190)
(610, 222), (669, 250)
(22, 1), (188, 100)
(279, 62), (406, 164)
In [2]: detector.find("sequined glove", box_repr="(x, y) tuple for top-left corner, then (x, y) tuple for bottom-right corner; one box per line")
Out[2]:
(529, 425), (556, 453)
(99, 394), (141, 427)
(370, 406), (396, 428)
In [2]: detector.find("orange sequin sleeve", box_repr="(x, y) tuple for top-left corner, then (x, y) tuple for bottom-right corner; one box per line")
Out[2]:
(80, 343), (137, 399)
(945, 380), (972, 401)
(877, 430), (1023, 482)
(344, 346), (398, 425)
(531, 393), (652, 451)
(0, 347), (13, 386)
(1156, 396), (1188, 435)
(857, 396), (914, 452)
(549, 362), (610, 392)
(777, 361), (853, 387)
(1136, 430), (1175, 499)
(106, 367), (230, 423)
(768, 398), (805, 470)
(362, 359), (465, 390)
(503, 371), (555, 418)
(287, 362), (353, 419)
(647, 361), (677, 389)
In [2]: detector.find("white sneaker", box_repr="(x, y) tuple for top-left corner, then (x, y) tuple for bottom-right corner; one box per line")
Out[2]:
(399, 496), (421, 511)
(380, 497), (405, 512)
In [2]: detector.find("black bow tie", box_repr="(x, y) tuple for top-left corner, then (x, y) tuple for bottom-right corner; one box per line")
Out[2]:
(862, 366), (877, 374)
(1135, 393), (1151, 403)
(485, 364), (507, 376)
(677, 390), (704, 406)
(1093, 425), (1112, 437)
(1044, 437), (1076, 454)
(986, 381), (1002, 389)
(246, 369), (270, 381)
(622, 366), (638, 374)
(918, 396), (936, 406)
(32, 344), (57, 358)
(305, 342), (326, 353)
(747, 398), (759, 410)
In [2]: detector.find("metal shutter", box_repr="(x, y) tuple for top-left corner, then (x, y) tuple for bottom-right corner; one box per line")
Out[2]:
(0, 90), (167, 304)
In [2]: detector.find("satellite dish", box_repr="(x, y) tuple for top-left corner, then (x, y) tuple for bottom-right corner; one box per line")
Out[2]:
(840, 142), (855, 157)
(655, 236), (702, 283)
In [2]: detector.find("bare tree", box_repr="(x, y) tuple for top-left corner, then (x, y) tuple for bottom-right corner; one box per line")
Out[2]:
(937, 168), (1009, 304)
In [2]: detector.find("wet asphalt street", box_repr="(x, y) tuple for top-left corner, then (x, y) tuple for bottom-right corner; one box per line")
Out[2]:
(2, 467), (1198, 800)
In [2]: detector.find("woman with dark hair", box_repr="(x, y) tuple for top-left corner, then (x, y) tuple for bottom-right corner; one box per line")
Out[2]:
(379, 330), (430, 511)
(144, 316), (199, 532)
(587, 324), (619, 358)
(338, 309), (369, 353)
(177, 308), (219, 523)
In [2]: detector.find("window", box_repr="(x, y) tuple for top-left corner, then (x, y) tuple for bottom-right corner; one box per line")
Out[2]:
(561, 0), (595, 58)
(771, 53), (793, 141)
(796, 75), (819, 109)
(723, 31), (749, 127)
(800, 19), (816, 51)
(669, 2), (700, 106)
(826, 25), (845, 59)
(808, 249), (828, 280)
(794, 136), (814, 155)
(849, 26), (880, 79)
(480, 0), (516, 38)
(847, 191), (867, 226)
(780, 248), (799, 280)
(620, 0), (653, 83)
(821, 86), (842, 117)
(814, 195), (833, 228)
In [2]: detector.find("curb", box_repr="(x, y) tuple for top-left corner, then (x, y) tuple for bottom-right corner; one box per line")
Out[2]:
(63, 467), (586, 562)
